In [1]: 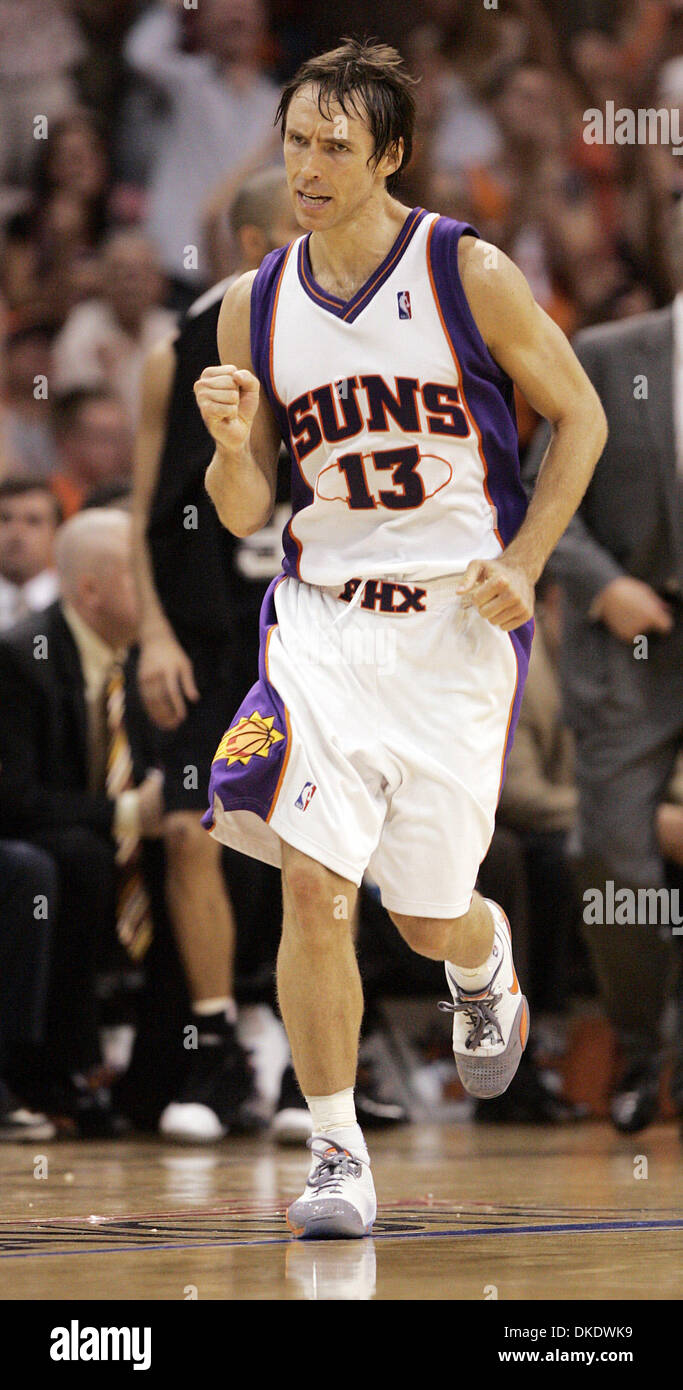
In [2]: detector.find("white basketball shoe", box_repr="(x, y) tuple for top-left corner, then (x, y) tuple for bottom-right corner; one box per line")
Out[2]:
(440, 901), (529, 1099)
(286, 1137), (377, 1239)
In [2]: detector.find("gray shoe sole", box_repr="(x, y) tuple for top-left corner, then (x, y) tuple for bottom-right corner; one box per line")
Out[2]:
(455, 996), (530, 1099)
(286, 1197), (374, 1240)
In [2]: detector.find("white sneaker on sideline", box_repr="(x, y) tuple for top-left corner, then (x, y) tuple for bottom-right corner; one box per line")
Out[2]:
(158, 1101), (226, 1143)
(286, 1137), (377, 1239)
(440, 900), (529, 1099)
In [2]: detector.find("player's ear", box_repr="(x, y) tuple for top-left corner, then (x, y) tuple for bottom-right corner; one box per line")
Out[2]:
(377, 137), (404, 183)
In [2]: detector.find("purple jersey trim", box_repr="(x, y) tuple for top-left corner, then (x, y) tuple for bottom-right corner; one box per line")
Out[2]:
(201, 575), (290, 830)
(426, 216), (528, 548)
(250, 243), (313, 578)
(297, 207), (428, 322)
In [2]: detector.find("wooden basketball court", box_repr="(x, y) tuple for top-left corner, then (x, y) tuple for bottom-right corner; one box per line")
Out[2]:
(1, 1121), (681, 1301)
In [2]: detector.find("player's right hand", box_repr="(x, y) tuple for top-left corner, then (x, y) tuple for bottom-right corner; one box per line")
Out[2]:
(137, 631), (200, 730)
(193, 365), (260, 452)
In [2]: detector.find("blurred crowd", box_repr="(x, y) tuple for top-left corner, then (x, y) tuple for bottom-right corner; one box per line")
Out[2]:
(1, 0), (682, 1144)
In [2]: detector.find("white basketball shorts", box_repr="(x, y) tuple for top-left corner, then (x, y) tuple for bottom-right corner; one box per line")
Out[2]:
(203, 573), (532, 918)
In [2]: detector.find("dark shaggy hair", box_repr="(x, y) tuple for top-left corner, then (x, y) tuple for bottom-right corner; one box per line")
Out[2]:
(275, 37), (418, 195)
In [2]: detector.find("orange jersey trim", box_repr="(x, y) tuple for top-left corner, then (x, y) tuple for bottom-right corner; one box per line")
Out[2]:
(268, 240), (297, 408)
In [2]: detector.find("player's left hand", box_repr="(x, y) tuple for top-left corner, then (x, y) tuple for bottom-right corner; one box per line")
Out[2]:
(456, 558), (534, 630)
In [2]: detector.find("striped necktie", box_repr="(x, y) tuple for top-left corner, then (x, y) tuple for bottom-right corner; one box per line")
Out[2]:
(105, 661), (154, 961)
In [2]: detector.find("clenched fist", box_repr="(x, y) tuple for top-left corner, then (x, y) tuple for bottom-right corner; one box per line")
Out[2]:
(457, 557), (535, 630)
(193, 365), (260, 452)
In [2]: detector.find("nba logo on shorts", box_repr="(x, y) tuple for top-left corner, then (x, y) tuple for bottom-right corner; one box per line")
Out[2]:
(295, 781), (317, 811)
(397, 290), (411, 319)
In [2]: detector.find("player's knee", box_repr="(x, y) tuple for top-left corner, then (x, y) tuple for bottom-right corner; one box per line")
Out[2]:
(390, 911), (455, 960)
(282, 856), (350, 945)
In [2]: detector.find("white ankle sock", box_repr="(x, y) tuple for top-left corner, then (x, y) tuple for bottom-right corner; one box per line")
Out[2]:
(304, 1090), (368, 1159)
(448, 941), (499, 993)
(305, 1087), (356, 1133)
(323, 1124), (368, 1159)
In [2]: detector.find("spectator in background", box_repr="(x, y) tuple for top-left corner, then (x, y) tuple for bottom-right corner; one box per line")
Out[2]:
(484, 60), (574, 299)
(51, 388), (132, 519)
(660, 749), (683, 1134)
(1, 109), (109, 327)
(474, 573), (585, 1125)
(561, 24), (674, 314)
(0, 323), (58, 478)
(53, 231), (176, 431)
(497, 577), (581, 1052)
(658, 753), (683, 870)
(0, 840), (56, 1141)
(0, 477), (61, 631)
(0, 509), (165, 1134)
(0, 0), (84, 194)
(523, 196), (683, 1135)
(67, 1), (147, 143)
(654, 55), (683, 207)
(405, 24), (502, 187)
(123, 0), (280, 306)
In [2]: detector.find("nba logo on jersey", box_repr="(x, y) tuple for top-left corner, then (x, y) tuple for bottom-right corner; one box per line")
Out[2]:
(397, 290), (411, 319)
(295, 781), (317, 811)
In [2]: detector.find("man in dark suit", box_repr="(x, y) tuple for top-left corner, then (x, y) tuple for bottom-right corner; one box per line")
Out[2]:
(0, 508), (164, 1131)
(0, 839), (56, 1140)
(525, 208), (683, 1131)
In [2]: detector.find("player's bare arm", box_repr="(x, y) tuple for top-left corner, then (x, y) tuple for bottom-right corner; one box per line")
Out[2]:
(197, 272), (281, 538)
(132, 334), (200, 729)
(457, 237), (609, 630)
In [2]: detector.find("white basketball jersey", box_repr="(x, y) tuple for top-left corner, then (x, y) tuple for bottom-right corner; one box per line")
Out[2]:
(250, 208), (527, 586)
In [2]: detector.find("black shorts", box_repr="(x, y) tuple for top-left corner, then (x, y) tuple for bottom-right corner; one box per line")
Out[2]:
(149, 638), (252, 814)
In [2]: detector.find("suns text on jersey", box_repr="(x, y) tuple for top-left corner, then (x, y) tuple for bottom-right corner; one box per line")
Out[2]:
(287, 374), (470, 462)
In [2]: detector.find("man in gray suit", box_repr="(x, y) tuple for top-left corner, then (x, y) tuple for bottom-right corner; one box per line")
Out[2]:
(525, 206), (683, 1133)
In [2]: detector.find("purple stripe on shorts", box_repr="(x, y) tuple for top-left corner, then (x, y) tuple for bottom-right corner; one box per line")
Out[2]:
(497, 617), (534, 797)
(202, 575), (290, 829)
(427, 216), (528, 548)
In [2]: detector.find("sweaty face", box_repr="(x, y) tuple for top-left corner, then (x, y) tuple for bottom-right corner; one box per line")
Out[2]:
(283, 86), (400, 231)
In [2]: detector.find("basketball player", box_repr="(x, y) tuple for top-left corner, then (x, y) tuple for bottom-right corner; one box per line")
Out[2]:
(195, 40), (608, 1237)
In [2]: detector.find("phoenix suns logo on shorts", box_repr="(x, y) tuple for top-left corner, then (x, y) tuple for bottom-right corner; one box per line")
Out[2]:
(213, 711), (285, 766)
